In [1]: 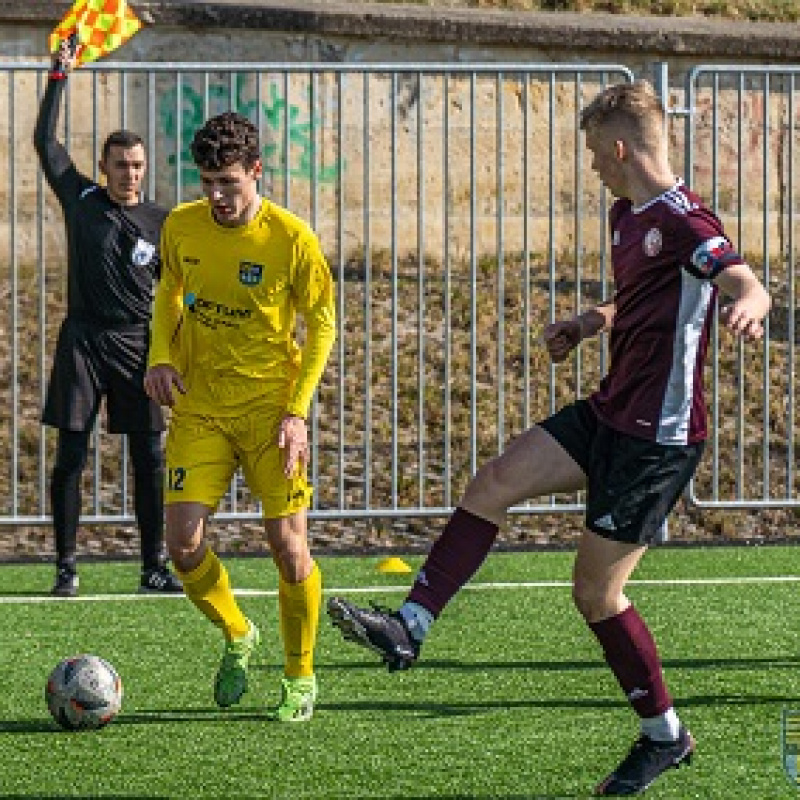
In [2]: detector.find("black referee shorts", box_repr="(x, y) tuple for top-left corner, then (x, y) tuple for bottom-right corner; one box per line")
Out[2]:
(42, 318), (165, 434)
(539, 399), (704, 546)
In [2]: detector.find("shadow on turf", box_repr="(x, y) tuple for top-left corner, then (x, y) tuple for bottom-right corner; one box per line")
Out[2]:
(0, 708), (274, 733)
(107, 708), (273, 725)
(320, 657), (800, 716)
(392, 795), (576, 799)
(0, 796), (564, 800)
(321, 690), (800, 717)
(324, 654), (800, 674)
(0, 796), (168, 800)
(8, 673), (797, 732)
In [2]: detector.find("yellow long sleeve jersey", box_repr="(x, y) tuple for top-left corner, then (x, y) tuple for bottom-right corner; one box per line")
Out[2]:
(148, 197), (336, 418)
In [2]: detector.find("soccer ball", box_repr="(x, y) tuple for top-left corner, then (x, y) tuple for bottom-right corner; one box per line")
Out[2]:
(45, 654), (123, 731)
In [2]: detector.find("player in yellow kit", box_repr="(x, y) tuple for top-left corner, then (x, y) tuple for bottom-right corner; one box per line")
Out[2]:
(144, 112), (335, 722)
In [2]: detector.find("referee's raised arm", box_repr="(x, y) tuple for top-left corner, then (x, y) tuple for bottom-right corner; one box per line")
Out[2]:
(33, 39), (79, 189)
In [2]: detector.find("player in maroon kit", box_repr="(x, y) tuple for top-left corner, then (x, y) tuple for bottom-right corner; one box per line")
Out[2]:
(327, 80), (771, 795)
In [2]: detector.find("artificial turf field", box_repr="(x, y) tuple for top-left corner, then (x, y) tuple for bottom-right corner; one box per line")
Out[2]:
(1, 544), (799, 798)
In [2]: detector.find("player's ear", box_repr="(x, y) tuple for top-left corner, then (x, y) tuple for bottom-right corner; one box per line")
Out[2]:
(98, 157), (107, 177)
(251, 159), (263, 180)
(614, 139), (626, 161)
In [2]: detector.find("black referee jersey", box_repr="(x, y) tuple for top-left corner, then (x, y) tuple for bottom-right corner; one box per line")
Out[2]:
(34, 77), (167, 324)
(34, 76), (168, 433)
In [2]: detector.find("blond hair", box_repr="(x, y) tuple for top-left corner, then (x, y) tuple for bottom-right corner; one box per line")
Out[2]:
(580, 80), (665, 148)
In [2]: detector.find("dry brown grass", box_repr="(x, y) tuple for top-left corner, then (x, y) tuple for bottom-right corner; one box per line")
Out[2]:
(401, 0), (800, 23)
(314, 247), (800, 549)
(3, 245), (798, 560)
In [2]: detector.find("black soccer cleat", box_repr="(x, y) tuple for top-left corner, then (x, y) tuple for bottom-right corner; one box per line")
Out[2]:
(327, 596), (420, 672)
(51, 567), (79, 598)
(594, 726), (695, 796)
(139, 566), (184, 594)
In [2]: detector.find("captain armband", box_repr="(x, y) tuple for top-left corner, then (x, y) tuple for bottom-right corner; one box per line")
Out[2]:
(688, 236), (743, 280)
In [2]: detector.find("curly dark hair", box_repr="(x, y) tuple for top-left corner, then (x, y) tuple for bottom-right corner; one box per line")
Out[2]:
(190, 112), (261, 170)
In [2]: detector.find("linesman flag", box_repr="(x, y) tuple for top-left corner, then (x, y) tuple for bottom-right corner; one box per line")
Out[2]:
(49, 0), (143, 67)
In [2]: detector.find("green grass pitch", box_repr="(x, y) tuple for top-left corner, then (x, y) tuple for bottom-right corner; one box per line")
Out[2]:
(0, 545), (798, 798)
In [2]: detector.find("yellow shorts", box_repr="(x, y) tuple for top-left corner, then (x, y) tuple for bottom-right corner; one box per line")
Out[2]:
(164, 405), (312, 518)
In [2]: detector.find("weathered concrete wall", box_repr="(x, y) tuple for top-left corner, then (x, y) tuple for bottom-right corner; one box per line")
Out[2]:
(1, 1), (799, 261)
(6, 0), (800, 63)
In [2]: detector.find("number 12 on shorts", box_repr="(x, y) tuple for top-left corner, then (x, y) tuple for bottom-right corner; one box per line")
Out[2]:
(167, 467), (186, 491)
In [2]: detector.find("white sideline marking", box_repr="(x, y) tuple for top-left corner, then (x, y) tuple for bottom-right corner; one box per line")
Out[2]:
(1, 575), (800, 604)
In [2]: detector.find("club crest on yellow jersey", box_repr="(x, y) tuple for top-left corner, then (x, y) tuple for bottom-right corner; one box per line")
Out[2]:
(239, 262), (264, 286)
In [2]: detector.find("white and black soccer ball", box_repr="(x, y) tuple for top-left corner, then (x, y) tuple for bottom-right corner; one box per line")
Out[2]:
(45, 654), (123, 731)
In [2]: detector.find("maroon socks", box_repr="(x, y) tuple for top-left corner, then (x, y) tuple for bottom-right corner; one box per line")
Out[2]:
(406, 507), (499, 618)
(589, 604), (672, 718)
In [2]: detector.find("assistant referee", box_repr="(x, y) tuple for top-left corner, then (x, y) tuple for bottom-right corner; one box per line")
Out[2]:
(33, 39), (181, 597)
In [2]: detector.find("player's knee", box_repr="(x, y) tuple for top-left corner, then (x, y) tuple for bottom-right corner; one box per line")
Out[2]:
(275, 549), (313, 584)
(164, 513), (204, 567)
(571, 577), (605, 621)
(462, 459), (509, 516)
(572, 579), (626, 623)
(128, 432), (164, 474)
(165, 537), (202, 572)
(268, 538), (312, 584)
(53, 430), (90, 474)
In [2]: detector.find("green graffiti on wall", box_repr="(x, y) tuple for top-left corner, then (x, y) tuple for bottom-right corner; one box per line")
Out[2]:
(159, 77), (340, 186)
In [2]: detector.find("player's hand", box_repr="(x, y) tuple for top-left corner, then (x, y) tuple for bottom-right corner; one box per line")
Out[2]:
(143, 364), (186, 407)
(278, 415), (309, 479)
(718, 300), (765, 341)
(543, 318), (583, 363)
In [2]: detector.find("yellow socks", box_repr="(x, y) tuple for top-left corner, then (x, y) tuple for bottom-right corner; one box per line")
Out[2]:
(279, 561), (322, 678)
(178, 548), (249, 642)
(179, 551), (321, 675)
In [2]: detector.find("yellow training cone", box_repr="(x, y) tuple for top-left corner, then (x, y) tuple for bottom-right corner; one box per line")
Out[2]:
(377, 556), (412, 574)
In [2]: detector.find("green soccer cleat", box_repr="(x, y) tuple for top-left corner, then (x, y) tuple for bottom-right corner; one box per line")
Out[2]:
(267, 675), (318, 723)
(214, 620), (260, 708)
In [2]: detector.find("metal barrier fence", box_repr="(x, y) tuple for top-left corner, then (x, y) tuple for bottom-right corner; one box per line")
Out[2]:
(684, 65), (800, 510)
(0, 60), (796, 528)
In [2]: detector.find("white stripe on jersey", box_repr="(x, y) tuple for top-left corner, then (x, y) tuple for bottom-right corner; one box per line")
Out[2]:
(660, 187), (696, 216)
(657, 270), (714, 444)
(632, 179), (688, 215)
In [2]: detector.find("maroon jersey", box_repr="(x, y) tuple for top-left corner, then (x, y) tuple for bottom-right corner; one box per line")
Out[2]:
(589, 181), (745, 445)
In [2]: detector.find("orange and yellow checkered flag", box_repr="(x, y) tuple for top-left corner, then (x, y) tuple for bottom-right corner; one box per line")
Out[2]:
(49, 0), (142, 67)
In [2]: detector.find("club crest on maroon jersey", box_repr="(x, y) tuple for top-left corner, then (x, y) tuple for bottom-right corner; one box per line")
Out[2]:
(643, 227), (663, 257)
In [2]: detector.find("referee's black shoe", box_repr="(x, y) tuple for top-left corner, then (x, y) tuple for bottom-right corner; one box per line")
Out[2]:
(594, 726), (695, 795)
(51, 567), (79, 598)
(327, 596), (419, 671)
(139, 566), (183, 594)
